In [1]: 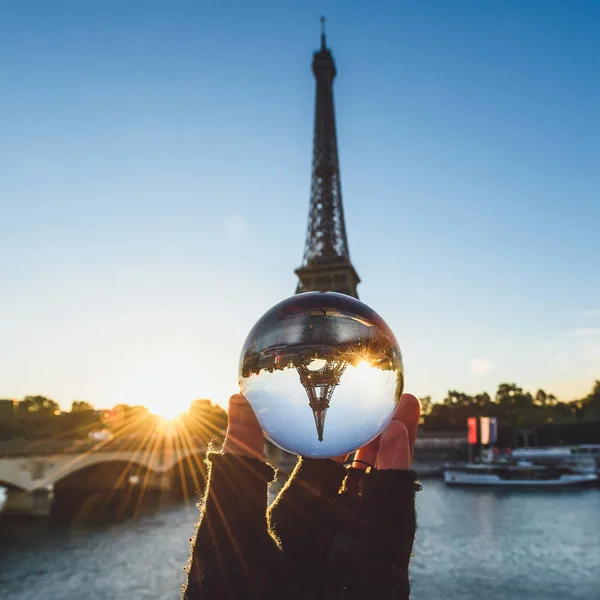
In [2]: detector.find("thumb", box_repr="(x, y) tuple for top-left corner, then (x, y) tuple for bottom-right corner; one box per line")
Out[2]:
(227, 393), (256, 427)
(223, 394), (264, 458)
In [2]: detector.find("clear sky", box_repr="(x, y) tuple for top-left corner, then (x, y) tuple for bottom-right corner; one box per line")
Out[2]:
(1, 0), (599, 414)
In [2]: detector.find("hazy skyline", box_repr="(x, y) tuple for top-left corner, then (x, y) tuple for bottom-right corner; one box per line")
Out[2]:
(1, 1), (599, 413)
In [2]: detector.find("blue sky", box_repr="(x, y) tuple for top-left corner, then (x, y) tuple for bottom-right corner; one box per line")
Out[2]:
(1, 1), (599, 413)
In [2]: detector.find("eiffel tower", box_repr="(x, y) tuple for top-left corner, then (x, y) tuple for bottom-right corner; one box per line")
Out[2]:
(295, 17), (360, 300)
(293, 19), (359, 442)
(296, 357), (348, 441)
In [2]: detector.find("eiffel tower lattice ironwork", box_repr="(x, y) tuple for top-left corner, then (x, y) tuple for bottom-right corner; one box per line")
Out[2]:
(295, 357), (348, 441)
(295, 17), (360, 299)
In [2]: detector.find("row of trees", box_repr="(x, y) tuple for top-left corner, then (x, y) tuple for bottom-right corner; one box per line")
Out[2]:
(0, 397), (227, 443)
(418, 381), (600, 445)
(419, 380), (600, 430)
(1, 380), (599, 444)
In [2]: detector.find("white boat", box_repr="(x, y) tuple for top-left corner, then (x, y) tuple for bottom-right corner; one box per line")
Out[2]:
(0, 485), (7, 514)
(512, 444), (600, 471)
(444, 458), (598, 487)
(512, 444), (600, 460)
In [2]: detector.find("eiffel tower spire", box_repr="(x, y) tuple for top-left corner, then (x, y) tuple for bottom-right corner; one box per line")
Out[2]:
(295, 18), (360, 298)
(296, 357), (348, 441)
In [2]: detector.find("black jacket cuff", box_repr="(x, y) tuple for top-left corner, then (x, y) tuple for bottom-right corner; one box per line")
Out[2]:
(284, 457), (348, 499)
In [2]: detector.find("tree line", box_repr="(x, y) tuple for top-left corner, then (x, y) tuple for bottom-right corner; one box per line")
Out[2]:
(0, 396), (227, 444)
(420, 380), (600, 445)
(1, 379), (599, 445)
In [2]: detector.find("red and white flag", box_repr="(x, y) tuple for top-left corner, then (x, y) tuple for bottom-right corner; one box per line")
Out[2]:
(467, 417), (478, 445)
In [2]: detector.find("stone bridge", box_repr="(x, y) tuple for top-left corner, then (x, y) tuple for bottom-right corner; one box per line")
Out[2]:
(0, 444), (209, 493)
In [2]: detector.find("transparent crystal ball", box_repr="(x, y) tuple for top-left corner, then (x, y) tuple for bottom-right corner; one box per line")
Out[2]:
(239, 292), (404, 458)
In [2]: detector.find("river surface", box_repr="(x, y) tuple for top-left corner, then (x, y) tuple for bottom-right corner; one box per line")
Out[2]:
(1, 480), (599, 600)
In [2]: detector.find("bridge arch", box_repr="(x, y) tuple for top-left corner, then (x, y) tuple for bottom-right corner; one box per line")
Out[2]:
(46, 453), (163, 489)
(50, 459), (166, 523)
(0, 456), (39, 491)
(0, 479), (26, 492)
(0, 445), (210, 493)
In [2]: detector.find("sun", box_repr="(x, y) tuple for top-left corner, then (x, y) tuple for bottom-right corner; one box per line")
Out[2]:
(355, 359), (370, 372)
(155, 401), (187, 422)
(113, 363), (206, 420)
(351, 358), (382, 386)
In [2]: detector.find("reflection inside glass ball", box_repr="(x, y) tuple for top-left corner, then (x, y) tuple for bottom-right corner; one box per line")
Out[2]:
(239, 292), (403, 458)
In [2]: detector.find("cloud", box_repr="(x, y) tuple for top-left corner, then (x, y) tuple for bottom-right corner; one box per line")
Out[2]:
(567, 328), (600, 338)
(554, 353), (568, 365)
(469, 357), (494, 376)
(224, 214), (248, 239)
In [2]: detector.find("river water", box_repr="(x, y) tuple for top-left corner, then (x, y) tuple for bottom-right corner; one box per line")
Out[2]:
(1, 480), (599, 600)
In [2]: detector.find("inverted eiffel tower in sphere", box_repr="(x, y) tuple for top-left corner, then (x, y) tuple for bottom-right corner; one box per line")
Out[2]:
(296, 358), (348, 441)
(295, 17), (360, 300)
(295, 19), (359, 442)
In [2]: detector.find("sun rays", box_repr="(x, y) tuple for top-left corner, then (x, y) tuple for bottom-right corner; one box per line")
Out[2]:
(31, 400), (229, 522)
(9, 385), (288, 567)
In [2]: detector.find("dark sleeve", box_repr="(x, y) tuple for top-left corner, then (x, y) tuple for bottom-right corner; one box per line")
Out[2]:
(268, 457), (348, 552)
(270, 459), (418, 600)
(268, 458), (348, 597)
(182, 453), (283, 600)
(332, 468), (419, 600)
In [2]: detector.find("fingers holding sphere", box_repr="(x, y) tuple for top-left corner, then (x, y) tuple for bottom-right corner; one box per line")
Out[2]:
(353, 435), (380, 469)
(223, 394), (264, 459)
(353, 392), (420, 470)
(393, 393), (420, 461)
(376, 420), (411, 470)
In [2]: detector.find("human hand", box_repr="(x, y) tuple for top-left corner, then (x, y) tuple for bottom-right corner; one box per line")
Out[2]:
(222, 393), (265, 459)
(222, 392), (420, 469)
(344, 393), (420, 470)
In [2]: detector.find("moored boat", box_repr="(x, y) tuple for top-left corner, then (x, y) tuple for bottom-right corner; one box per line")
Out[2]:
(444, 457), (597, 487)
(512, 444), (600, 472)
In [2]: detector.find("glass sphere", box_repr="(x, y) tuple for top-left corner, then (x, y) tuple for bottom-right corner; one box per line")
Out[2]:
(238, 292), (404, 458)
